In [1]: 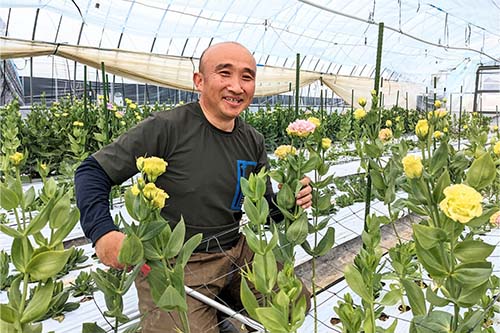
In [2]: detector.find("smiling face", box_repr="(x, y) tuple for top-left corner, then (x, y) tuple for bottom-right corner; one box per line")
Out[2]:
(193, 42), (256, 131)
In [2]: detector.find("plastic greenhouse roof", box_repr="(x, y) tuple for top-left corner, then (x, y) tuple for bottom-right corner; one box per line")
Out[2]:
(0, 0), (499, 93)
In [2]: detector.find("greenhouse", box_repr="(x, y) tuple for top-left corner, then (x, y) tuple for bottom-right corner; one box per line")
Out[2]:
(0, 0), (499, 332)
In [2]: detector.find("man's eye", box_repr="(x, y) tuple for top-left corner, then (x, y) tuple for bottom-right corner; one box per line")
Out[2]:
(242, 75), (254, 81)
(220, 71), (231, 76)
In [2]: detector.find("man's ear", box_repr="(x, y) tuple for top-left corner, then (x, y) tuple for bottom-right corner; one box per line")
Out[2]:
(193, 72), (203, 92)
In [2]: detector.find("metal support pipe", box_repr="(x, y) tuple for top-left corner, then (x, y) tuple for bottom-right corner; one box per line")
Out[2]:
(184, 286), (264, 332)
(295, 53), (300, 117)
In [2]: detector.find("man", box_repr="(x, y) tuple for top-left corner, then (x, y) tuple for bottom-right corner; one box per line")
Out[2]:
(75, 42), (312, 332)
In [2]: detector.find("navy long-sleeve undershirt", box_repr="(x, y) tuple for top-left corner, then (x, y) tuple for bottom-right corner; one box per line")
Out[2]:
(75, 156), (119, 245)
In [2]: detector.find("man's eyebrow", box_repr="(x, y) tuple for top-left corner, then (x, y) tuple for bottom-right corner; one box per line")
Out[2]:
(215, 63), (256, 77)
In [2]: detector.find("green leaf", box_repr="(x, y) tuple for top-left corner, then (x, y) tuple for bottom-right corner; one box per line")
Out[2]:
(11, 237), (33, 273)
(244, 196), (261, 224)
(255, 176), (267, 199)
(410, 311), (452, 333)
(157, 285), (187, 312)
(316, 194), (332, 211)
(402, 279), (426, 316)
(49, 208), (80, 247)
(118, 233), (144, 266)
(425, 287), (449, 307)
(243, 225), (265, 255)
(49, 193), (70, 229)
(414, 241), (449, 278)
(22, 187), (36, 210)
(276, 183), (295, 210)
(453, 261), (492, 288)
(20, 279), (54, 323)
(240, 278), (259, 319)
(370, 168), (385, 191)
(124, 188), (139, 221)
(176, 233), (202, 267)
(253, 252), (277, 295)
(454, 239), (495, 263)
(82, 323), (107, 333)
(413, 224), (447, 250)
(344, 264), (371, 302)
(302, 152), (321, 173)
(0, 304), (18, 324)
(8, 276), (22, 310)
(313, 227), (335, 257)
(286, 213), (308, 245)
(365, 142), (382, 159)
(466, 152), (496, 190)
(25, 198), (54, 236)
(0, 224), (23, 239)
(139, 221), (167, 241)
(26, 248), (73, 281)
(164, 219), (186, 259)
(432, 170), (450, 203)
(429, 142), (449, 175)
(379, 289), (401, 306)
(456, 310), (485, 333)
(122, 263), (144, 294)
(240, 177), (252, 197)
(0, 183), (19, 210)
(255, 307), (288, 333)
(456, 281), (488, 307)
(467, 207), (497, 228)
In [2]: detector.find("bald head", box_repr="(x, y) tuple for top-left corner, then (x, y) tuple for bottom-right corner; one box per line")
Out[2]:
(198, 42), (255, 75)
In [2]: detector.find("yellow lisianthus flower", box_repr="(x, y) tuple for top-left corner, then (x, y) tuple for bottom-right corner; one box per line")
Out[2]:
(129, 103), (137, 110)
(395, 116), (400, 122)
(443, 127), (448, 133)
(274, 145), (297, 159)
(494, 141), (500, 155)
(371, 90), (377, 97)
(151, 188), (169, 209)
(73, 121), (84, 127)
(9, 152), (24, 166)
(415, 119), (429, 139)
(142, 183), (159, 200)
(114, 111), (124, 119)
(307, 117), (321, 127)
(40, 163), (47, 171)
(358, 97), (367, 107)
(353, 108), (367, 120)
(142, 156), (168, 181)
(125, 98), (132, 104)
(493, 125), (498, 131)
(434, 100), (441, 108)
(439, 184), (482, 223)
(442, 98), (447, 103)
(378, 128), (393, 143)
(62, 112), (69, 117)
(120, 121), (126, 126)
(321, 138), (332, 150)
(385, 120), (392, 127)
(402, 155), (423, 179)
(130, 184), (140, 196)
(433, 131), (443, 139)
(463, 125), (468, 129)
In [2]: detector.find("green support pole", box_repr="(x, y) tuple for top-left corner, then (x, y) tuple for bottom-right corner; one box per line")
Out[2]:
(295, 53), (300, 118)
(364, 22), (384, 228)
(396, 90), (399, 108)
(433, 77), (437, 105)
(320, 77), (324, 122)
(83, 65), (88, 124)
(458, 86), (463, 150)
(351, 89), (354, 132)
(100, 62), (110, 145)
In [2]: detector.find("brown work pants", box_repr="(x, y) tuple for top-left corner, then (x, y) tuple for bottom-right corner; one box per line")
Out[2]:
(135, 235), (311, 332)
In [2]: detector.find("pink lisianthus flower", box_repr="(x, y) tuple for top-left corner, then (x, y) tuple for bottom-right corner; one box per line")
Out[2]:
(286, 119), (316, 138)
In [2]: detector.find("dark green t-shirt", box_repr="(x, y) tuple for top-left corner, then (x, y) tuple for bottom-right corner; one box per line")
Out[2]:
(94, 102), (271, 252)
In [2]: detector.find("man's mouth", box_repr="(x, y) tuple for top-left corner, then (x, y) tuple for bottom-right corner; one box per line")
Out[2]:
(223, 96), (243, 104)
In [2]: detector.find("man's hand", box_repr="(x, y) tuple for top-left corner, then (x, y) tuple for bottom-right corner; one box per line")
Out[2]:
(296, 176), (312, 209)
(95, 230), (125, 269)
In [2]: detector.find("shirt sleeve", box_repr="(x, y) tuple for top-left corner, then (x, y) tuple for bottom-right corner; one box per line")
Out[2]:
(74, 155), (118, 245)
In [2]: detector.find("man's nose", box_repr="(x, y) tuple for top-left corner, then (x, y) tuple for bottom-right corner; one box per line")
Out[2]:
(227, 77), (244, 94)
